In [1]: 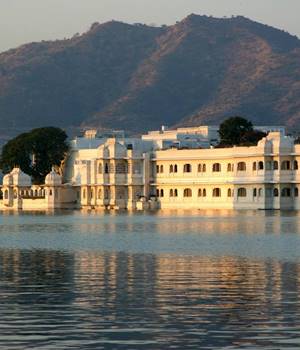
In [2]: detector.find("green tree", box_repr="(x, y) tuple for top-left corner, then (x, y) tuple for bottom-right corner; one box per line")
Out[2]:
(0, 127), (69, 184)
(219, 116), (253, 146)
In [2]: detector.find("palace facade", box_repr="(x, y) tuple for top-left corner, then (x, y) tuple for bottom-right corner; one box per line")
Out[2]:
(1, 127), (299, 211)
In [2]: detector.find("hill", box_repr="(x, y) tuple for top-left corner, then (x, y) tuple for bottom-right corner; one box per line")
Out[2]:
(1, 14), (300, 134)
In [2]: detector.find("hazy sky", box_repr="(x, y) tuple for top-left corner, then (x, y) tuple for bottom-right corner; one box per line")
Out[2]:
(1, 0), (300, 53)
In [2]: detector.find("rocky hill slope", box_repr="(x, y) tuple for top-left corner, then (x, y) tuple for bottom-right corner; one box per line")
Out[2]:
(1, 14), (300, 133)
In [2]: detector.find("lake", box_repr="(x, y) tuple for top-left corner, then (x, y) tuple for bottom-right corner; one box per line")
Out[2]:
(0, 210), (300, 349)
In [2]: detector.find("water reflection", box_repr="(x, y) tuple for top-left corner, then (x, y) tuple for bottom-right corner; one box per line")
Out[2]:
(1, 249), (300, 349)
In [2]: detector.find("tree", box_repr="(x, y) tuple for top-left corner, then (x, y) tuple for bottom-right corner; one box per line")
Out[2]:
(219, 117), (253, 146)
(0, 127), (69, 184)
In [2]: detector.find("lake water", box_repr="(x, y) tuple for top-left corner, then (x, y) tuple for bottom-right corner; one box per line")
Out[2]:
(0, 210), (300, 349)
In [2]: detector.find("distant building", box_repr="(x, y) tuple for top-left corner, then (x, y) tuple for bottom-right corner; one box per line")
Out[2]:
(1, 125), (299, 211)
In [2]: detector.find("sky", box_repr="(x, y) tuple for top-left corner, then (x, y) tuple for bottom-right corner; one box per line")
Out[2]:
(1, 0), (300, 53)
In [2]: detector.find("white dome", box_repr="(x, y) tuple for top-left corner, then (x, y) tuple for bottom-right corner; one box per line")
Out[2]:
(3, 173), (13, 186)
(10, 167), (31, 186)
(45, 168), (62, 186)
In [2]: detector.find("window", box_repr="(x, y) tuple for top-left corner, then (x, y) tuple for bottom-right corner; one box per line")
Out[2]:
(294, 161), (298, 170)
(184, 164), (192, 173)
(183, 188), (192, 197)
(174, 189), (178, 197)
(227, 163), (232, 172)
(258, 188), (263, 197)
(198, 164), (202, 172)
(105, 163), (109, 174)
(295, 188), (299, 197)
(273, 188), (279, 197)
(50, 189), (53, 196)
(198, 189), (202, 197)
(156, 189), (159, 197)
(174, 165), (178, 173)
(227, 189), (232, 197)
(160, 165), (164, 173)
(203, 189), (207, 197)
(202, 164), (206, 172)
(98, 163), (102, 174)
(91, 189), (93, 199)
(253, 162), (257, 171)
(237, 188), (247, 197)
(281, 188), (291, 197)
(212, 163), (221, 172)
(258, 161), (264, 170)
(170, 189), (174, 197)
(156, 165), (159, 173)
(273, 161), (278, 170)
(281, 161), (291, 170)
(213, 188), (221, 197)
(253, 188), (257, 197)
(170, 165), (174, 173)
(160, 189), (164, 197)
(237, 162), (246, 171)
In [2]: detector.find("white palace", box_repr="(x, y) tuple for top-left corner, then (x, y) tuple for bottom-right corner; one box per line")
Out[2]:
(1, 125), (299, 211)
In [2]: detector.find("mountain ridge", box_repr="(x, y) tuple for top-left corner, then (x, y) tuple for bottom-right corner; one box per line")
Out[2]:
(1, 14), (300, 135)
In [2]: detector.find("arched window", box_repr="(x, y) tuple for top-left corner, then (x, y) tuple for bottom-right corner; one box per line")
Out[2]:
(156, 165), (159, 174)
(227, 163), (232, 172)
(160, 165), (164, 173)
(273, 188), (279, 197)
(170, 189), (174, 197)
(169, 165), (173, 173)
(98, 189), (102, 199)
(198, 164), (202, 173)
(212, 163), (221, 172)
(237, 162), (246, 171)
(202, 164), (206, 172)
(253, 188), (257, 197)
(156, 189), (159, 197)
(50, 189), (53, 196)
(183, 188), (192, 197)
(258, 161), (264, 170)
(203, 189), (207, 197)
(253, 162), (257, 171)
(273, 161), (278, 170)
(237, 188), (247, 197)
(281, 161), (291, 170)
(227, 189), (232, 197)
(213, 188), (221, 197)
(183, 164), (192, 173)
(174, 165), (178, 173)
(198, 189), (202, 197)
(160, 189), (164, 197)
(258, 188), (263, 197)
(281, 188), (291, 197)
(174, 189), (178, 197)
(294, 161), (298, 170)
(105, 163), (109, 174)
(266, 161), (272, 171)
(295, 187), (299, 197)
(98, 163), (102, 174)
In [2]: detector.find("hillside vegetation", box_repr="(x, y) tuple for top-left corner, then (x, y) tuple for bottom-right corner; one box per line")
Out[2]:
(1, 15), (300, 133)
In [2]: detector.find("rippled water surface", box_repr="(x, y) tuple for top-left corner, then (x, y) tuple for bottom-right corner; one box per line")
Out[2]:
(1, 210), (300, 349)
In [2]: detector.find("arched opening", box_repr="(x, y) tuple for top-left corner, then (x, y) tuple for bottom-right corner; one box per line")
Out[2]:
(253, 162), (257, 171)
(294, 161), (298, 170)
(212, 163), (221, 172)
(295, 187), (299, 197)
(213, 188), (221, 197)
(174, 165), (178, 173)
(237, 188), (247, 197)
(281, 161), (291, 170)
(258, 188), (263, 197)
(183, 164), (192, 173)
(227, 188), (232, 197)
(253, 188), (257, 197)
(258, 161), (264, 170)
(160, 189), (164, 197)
(198, 164), (202, 173)
(281, 188), (291, 197)
(273, 161), (278, 170)
(273, 188), (279, 197)
(169, 165), (173, 173)
(183, 188), (192, 197)
(174, 189), (178, 197)
(105, 163), (109, 174)
(203, 189), (207, 197)
(160, 165), (164, 173)
(198, 189), (202, 197)
(227, 163), (232, 172)
(237, 162), (246, 171)
(170, 189), (174, 197)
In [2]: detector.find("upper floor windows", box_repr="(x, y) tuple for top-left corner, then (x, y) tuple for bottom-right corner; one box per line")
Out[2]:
(198, 164), (206, 173)
(237, 162), (246, 171)
(273, 161), (279, 170)
(156, 165), (164, 174)
(213, 188), (221, 197)
(281, 161), (291, 170)
(294, 161), (298, 170)
(212, 163), (221, 172)
(237, 188), (247, 197)
(183, 164), (192, 173)
(183, 188), (192, 197)
(227, 163), (234, 172)
(258, 161), (264, 170)
(169, 164), (178, 173)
